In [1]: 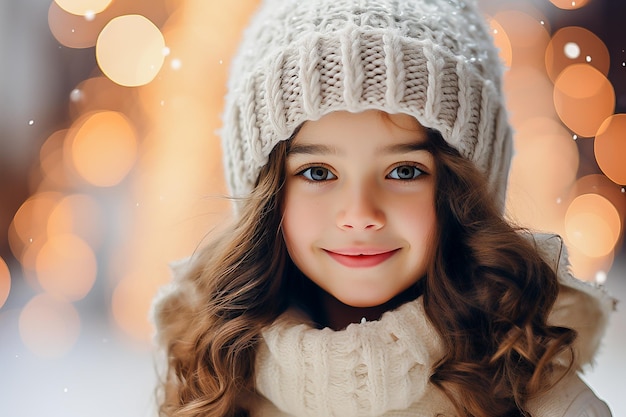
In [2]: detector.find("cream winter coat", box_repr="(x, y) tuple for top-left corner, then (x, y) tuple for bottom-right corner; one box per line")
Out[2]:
(252, 234), (615, 416)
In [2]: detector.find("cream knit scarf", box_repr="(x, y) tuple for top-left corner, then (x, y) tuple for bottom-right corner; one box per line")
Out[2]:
(255, 297), (453, 416)
(253, 234), (615, 417)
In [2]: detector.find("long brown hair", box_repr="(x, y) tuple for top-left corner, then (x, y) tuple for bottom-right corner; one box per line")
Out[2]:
(424, 129), (576, 416)
(153, 127), (575, 417)
(153, 141), (291, 417)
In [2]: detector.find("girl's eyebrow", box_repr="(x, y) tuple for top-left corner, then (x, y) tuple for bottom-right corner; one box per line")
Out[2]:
(287, 143), (338, 156)
(287, 141), (432, 157)
(380, 141), (432, 155)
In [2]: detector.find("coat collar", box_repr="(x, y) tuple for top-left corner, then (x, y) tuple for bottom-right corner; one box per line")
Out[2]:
(254, 233), (615, 416)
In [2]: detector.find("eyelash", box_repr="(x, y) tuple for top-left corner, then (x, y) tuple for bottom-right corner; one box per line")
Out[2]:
(387, 163), (426, 181)
(296, 164), (337, 182)
(295, 163), (427, 182)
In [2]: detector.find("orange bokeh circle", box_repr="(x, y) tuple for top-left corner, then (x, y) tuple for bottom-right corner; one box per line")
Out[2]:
(19, 294), (81, 358)
(595, 114), (626, 185)
(36, 234), (97, 301)
(565, 193), (621, 257)
(549, 0), (590, 10)
(553, 64), (615, 137)
(67, 111), (138, 187)
(0, 257), (10, 309)
(545, 26), (609, 83)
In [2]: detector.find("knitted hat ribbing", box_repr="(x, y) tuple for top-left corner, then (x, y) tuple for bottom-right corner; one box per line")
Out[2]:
(221, 0), (512, 208)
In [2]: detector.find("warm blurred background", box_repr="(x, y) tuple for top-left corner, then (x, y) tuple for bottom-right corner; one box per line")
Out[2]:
(0, 0), (624, 416)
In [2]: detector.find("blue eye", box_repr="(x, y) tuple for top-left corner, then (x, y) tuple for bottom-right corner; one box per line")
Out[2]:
(388, 165), (423, 180)
(300, 166), (337, 181)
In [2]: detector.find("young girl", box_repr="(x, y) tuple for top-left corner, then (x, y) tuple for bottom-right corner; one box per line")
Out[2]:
(152, 0), (615, 416)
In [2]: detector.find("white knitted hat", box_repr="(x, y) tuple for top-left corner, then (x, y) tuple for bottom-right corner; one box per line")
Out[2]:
(221, 0), (513, 208)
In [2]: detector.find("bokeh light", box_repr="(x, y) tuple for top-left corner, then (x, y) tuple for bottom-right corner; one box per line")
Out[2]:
(565, 193), (621, 258)
(48, 1), (106, 49)
(68, 76), (133, 119)
(595, 114), (626, 185)
(0, 257), (10, 309)
(47, 193), (104, 249)
(504, 67), (558, 129)
(54, 0), (113, 16)
(572, 174), (626, 225)
(36, 234), (97, 301)
(492, 9), (550, 68)
(18, 294), (81, 358)
(18, 237), (46, 292)
(566, 242), (615, 283)
(39, 129), (73, 189)
(549, 0), (590, 10)
(545, 26), (610, 83)
(49, 0), (169, 50)
(563, 42), (580, 59)
(67, 111), (138, 187)
(111, 274), (162, 342)
(553, 64), (615, 137)
(96, 14), (166, 87)
(488, 18), (513, 68)
(506, 117), (578, 234)
(9, 192), (63, 261)
(565, 174), (625, 281)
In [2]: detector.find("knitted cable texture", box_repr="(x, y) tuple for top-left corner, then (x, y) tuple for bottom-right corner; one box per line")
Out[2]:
(253, 234), (615, 417)
(255, 297), (451, 416)
(221, 0), (513, 209)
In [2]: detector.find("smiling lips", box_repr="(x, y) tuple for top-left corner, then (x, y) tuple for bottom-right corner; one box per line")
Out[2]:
(325, 248), (400, 268)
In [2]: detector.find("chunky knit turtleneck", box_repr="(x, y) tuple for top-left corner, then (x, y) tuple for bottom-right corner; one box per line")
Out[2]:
(255, 297), (452, 416)
(252, 234), (615, 416)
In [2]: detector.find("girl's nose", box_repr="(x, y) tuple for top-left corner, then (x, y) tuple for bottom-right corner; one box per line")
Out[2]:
(336, 185), (385, 231)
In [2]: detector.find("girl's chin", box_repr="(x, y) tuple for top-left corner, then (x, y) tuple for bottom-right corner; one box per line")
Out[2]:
(336, 297), (394, 309)
(326, 289), (395, 309)
(329, 285), (422, 310)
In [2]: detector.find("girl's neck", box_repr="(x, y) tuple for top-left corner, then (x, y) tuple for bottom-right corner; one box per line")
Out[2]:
(287, 263), (424, 331)
(316, 283), (423, 331)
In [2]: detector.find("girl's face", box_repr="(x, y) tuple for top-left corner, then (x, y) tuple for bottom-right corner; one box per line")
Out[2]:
(282, 110), (437, 308)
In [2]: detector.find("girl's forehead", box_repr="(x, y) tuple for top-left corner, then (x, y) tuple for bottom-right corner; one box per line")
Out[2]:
(295, 110), (429, 143)
(288, 111), (434, 159)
